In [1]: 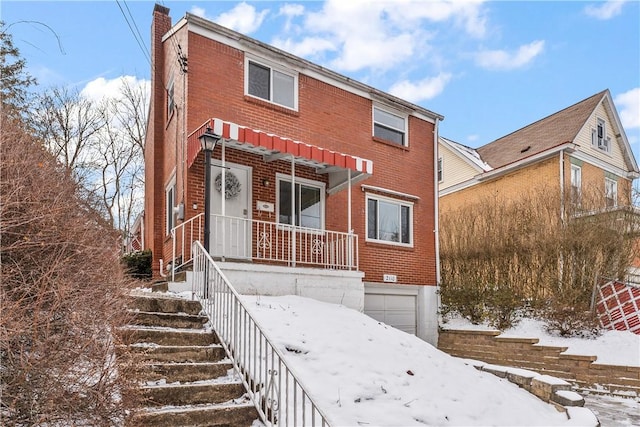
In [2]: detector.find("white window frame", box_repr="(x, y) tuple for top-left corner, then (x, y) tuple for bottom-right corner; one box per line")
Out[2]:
(167, 76), (175, 118)
(365, 193), (414, 247)
(605, 177), (617, 208)
(570, 164), (581, 204)
(438, 157), (443, 182)
(373, 105), (408, 146)
(592, 117), (610, 153)
(276, 173), (325, 231)
(245, 57), (298, 110)
(165, 174), (177, 235)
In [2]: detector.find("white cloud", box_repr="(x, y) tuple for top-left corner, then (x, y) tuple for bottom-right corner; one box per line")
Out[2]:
(215, 2), (269, 34)
(272, 36), (336, 58)
(475, 40), (545, 71)
(190, 6), (207, 19)
(615, 88), (640, 130)
(584, 0), (627, 20)
(388, 73), (452, 103)
(278, 3), (305, 32)
(467, 134), (479, 142)
(80, 75), (150, 104)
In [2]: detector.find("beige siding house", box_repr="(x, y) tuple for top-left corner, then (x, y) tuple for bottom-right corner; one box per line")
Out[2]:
(438, 90), (639, 213)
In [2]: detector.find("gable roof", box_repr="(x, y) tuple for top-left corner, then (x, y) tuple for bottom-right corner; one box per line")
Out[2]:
(476, 90), (607, 170)
(439, 137), (492, 172)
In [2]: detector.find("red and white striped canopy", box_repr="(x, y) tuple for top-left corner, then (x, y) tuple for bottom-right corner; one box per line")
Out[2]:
(187, 118), (374, 176)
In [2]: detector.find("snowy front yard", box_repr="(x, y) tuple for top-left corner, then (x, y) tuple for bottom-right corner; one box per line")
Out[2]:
(238, 295), (593, 426)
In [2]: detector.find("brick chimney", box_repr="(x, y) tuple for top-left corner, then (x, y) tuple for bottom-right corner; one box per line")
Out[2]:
(144, 4), (172, 277)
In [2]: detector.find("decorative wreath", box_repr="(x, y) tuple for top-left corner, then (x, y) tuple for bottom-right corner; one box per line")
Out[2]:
(214, 171), (242, 199)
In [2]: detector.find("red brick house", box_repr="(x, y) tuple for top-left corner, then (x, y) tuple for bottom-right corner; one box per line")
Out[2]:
(143, 5), (443, 343)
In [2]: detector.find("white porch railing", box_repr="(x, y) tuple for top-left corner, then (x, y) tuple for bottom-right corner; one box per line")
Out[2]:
(170, 213), (203, 281)
(192, 241), (331, 426)
(169, 214), (358, 279)
(211, 214), (358, 270)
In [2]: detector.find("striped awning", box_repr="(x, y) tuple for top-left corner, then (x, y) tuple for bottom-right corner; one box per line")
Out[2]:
(187, 118), (374, 177)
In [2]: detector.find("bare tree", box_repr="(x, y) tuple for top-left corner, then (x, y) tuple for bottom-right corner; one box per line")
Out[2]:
(32, 86), (106, 184)
(1, 100), (141, 427)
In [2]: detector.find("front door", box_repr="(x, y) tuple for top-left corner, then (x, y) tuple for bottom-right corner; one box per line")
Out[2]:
(209, 162), (251, 259)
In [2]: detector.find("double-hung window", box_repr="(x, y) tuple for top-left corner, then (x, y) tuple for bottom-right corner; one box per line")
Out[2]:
(605, 177), (617, 208)
(570, 164), (581, 205)
(246, 59), (297, 109)
(592, 118), (610, 153)
(277, 175), (325, 230)
(167, 76), (175, 118)
(373, 106), (407, 146)
(366, 195), (413, 246)
(437, 157), (443, 182)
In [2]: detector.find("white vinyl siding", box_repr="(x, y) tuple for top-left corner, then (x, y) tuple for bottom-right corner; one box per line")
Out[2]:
(575, 102), (626, 170)
(438, 143), (480, 190)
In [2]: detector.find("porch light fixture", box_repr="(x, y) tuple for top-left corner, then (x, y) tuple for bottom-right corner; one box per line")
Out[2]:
(199, 127), (221, 252)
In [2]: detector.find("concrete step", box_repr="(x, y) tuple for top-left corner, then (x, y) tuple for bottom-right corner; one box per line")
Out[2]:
(124, 327), (218, 346)
(141, 361), (234, 383)
(132, 402), (258, 427)
(129, 344), (227, 363)
(129, 294), (202, 315)
(130, 310), (209, 329)
(142, 382), (247, 407)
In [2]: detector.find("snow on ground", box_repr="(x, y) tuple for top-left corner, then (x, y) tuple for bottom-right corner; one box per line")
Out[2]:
(443, 316), (640, 367)
(239, 295), (588, 426)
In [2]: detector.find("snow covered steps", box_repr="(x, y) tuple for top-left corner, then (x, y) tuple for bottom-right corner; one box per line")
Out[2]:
(126, 292), (258, 426)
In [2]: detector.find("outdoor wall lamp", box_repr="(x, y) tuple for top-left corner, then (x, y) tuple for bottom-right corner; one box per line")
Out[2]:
(199, 127), (221, 252)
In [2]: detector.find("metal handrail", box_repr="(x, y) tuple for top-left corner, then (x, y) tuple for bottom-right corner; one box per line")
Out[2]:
(170, 213), (203, 281)
(192, 241), (332, 426)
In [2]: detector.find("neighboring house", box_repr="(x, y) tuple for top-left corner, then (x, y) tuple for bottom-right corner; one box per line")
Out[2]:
(439, 90), (639, 215)
(143, 5), (443, 344)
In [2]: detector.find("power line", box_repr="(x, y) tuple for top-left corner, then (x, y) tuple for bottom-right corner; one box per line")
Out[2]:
(115, 0), (151, 67)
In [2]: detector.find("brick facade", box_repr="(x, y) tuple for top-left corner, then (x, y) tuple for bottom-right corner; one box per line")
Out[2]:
(144, 8), (440, 287)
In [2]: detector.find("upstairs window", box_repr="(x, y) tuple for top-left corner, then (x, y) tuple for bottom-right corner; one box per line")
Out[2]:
(592, 118), (610, 153)
(167, 77), (175, 118)
(438, 157), (443, 182)
(373, 106), (407, 146)
(366, 195), (412, 246)
(605, 177), (617, 208)
(247, 59), (297, 109)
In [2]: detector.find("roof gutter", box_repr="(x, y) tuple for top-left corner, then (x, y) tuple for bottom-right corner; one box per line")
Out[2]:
(477, 142), (577, 182)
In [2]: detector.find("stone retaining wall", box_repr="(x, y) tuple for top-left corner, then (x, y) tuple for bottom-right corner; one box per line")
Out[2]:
(438, 329), (640, 396)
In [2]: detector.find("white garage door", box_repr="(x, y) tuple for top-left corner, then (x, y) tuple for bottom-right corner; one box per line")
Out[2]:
(364, 293), (417, 335)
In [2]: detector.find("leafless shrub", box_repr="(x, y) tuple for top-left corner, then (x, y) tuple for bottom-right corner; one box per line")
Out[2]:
(440, 184), (637, 332)
(1, 112), (141, 425)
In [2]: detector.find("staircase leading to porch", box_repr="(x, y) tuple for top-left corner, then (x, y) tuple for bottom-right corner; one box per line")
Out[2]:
(125, 292), (259, 426)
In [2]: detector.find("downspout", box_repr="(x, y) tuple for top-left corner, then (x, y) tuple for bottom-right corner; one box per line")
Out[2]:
(347, 168), (353, 269)
(291, 156), (296, 267)
(221, 139), (226, 261)
(433, 118), (441, 288)
(559, 150), (565, 285)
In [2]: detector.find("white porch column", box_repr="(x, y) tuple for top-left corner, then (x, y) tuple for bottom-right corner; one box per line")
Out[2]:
(291, 155), (296, 267)
(221, 139), (226, 260)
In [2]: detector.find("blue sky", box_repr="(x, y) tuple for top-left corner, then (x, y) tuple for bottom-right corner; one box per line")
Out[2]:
(3, 1), (639, 157)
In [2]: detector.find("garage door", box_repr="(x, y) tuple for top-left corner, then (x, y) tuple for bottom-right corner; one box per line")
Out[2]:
(364, 293), (417, 335)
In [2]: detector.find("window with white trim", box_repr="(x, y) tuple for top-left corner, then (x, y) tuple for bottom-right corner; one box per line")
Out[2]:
(167, 76), (175, 118)
(366, 194), (413, 246)
(373, 106), (407, 146)
(438, 157), (443, 182)
(277, 175), (325, 229)
(246, 59), (297, 109)
(570, 164), (581, 205)
(592, 118), (610, 153)
(605, 177), (617, 207)
(165, 176), (177, 235)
